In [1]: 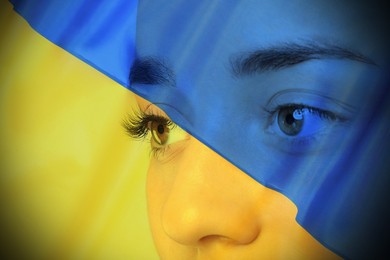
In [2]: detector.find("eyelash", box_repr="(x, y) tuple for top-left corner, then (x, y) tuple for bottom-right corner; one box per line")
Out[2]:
(124, 103), (347, 156)
(264, 103), (347, 147)
(265, 103), (344, 121)
(122, 110), (174, 156)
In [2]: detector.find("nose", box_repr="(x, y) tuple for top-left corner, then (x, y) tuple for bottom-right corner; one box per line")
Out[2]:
(160, 138), (261, 246)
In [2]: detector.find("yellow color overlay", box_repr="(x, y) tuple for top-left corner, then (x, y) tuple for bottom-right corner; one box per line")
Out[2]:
(0, 1), (158, 259)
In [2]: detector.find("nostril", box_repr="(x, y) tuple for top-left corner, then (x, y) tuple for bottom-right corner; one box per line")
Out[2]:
(199, 231), (259, 245)
(196, 221), (260, 246)
(161, 191), (262, 246)
(162, 203), (261, 246)
(157, 139), (263, 248)
(199, 235), (231, 246)
(223, 225), (260, 245)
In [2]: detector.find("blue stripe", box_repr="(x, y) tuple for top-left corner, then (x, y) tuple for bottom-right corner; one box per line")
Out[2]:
(10, 0), (137, 87)
(10, 1), (390, 258)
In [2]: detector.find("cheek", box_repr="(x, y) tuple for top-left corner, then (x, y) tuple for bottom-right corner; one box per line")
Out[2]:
(146, 163), (165, 254)
(145, 160), (179, 255)
(146, 160), (199, 259)
(146, 161), (168, 228)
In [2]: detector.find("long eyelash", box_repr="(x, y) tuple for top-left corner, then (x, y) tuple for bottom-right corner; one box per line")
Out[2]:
(265, 103), (347, 122)
(122, 109), (173, 140)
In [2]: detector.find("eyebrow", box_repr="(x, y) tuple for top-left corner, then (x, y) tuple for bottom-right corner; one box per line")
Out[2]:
(130, 42), (376, 84)
(231, 42), (376, 76)
(129, 57), (175, 86)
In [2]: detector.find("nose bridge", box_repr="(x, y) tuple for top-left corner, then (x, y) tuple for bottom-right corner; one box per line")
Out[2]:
(161, 138), (260, 246)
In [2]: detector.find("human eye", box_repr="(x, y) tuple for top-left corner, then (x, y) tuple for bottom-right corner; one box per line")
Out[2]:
(263, 89), (354, 154)
(122, 108), (188, 159)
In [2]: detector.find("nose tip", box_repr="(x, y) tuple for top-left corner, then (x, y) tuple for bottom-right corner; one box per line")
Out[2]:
(162, 203), (260, 246)
(159, 139), (261, 246)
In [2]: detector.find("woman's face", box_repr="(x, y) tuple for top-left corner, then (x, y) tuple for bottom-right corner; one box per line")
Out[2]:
(131, 0), (389, 259)
(135, 95), (340, 259)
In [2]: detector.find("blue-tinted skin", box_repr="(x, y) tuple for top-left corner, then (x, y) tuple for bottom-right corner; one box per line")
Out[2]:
(11, 0), (390, 258)
(131, 1), (390, 258)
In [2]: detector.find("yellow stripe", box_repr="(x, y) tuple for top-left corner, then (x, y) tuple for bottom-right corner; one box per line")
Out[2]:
(0, 1), (341, 259)
(0, 1), (158, 259)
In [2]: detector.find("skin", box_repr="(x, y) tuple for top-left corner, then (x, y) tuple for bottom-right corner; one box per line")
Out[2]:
(136, 96), (340, 259)
(133, 0), (389, 259)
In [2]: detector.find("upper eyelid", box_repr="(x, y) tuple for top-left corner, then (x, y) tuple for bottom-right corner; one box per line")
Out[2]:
(269, 103), (349, 122)
(122, 109), (175, 139)
(264, 89), (356, 122)
(144, 114), (171, 124)
(269, 103), (337, 115)
(266, 88), (356, 111)
(144, 102), (172, 119)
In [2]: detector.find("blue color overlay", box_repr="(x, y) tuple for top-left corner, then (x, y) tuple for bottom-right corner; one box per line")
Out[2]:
(10, 0), (390, 258)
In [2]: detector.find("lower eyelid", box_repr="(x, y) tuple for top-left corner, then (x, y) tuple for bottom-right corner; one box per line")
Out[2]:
(264, 123), (347, 155)
(150, 139), (189, 163)
(263, 134), (318, 155)
(149, 146), (167, 158)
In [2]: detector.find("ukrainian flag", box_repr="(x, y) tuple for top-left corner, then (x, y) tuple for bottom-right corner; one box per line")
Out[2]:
(1, 0), (389, 259)
(0, 0), (158, 258)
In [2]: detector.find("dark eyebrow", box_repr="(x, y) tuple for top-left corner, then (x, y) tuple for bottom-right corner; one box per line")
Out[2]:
(129, 57), (175, 86)
(231, 42), (376, 76)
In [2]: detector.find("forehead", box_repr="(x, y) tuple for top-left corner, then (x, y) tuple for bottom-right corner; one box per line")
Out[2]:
(135, 0), (389, 67)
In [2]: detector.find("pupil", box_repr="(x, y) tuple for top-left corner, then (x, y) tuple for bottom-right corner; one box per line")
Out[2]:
(277, 107), (304, 136)
(285, 114), (295, 125)
(157, 124), (164, 134)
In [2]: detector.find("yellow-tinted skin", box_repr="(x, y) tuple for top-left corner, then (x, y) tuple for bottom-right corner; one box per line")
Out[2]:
(0, 1), (158, 259)
(136, 96), (340, 260)
(133, 0), (390, 257)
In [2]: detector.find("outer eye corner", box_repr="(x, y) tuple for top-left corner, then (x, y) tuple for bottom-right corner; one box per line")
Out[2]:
(264, 102), (350, 154)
